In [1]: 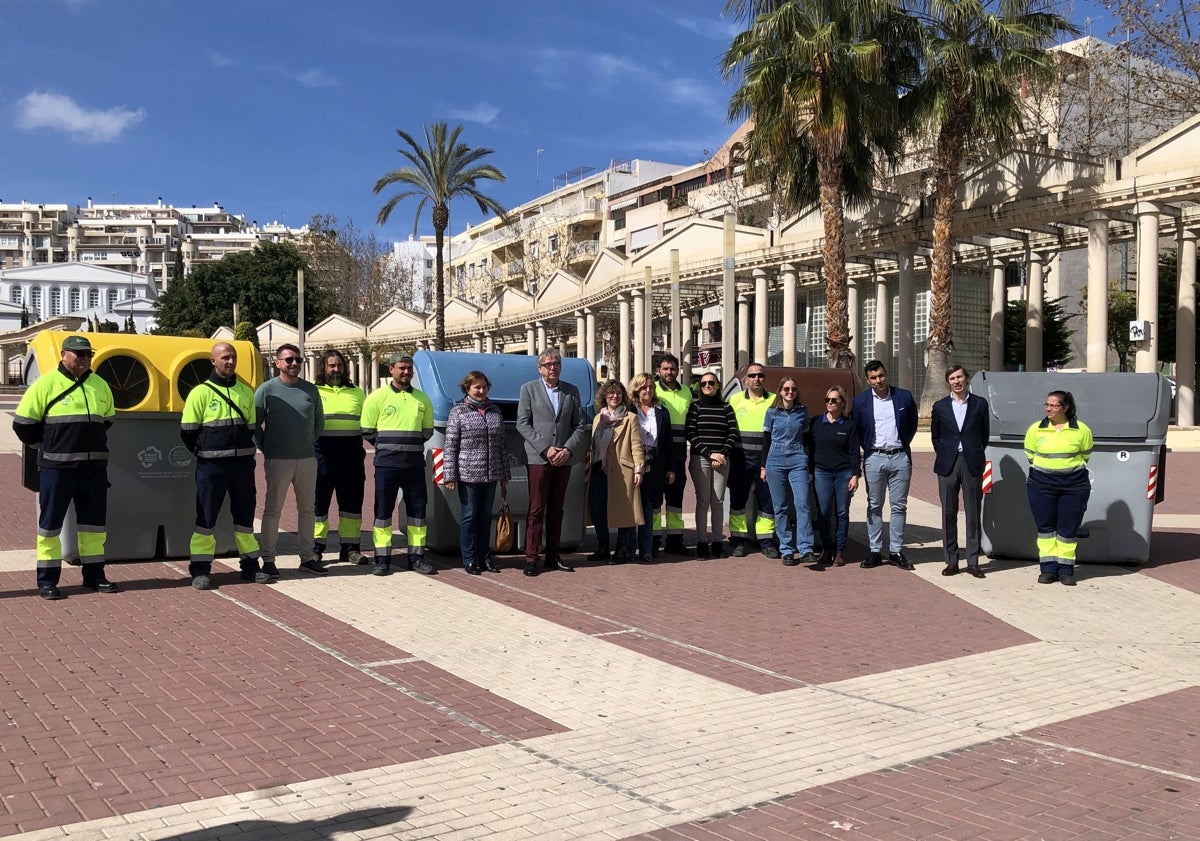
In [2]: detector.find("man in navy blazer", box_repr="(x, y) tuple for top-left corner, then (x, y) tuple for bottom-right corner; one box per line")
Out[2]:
(852, 360), (918, 570)
(930, 365), (990, 578)
(516, 349), (588, 577)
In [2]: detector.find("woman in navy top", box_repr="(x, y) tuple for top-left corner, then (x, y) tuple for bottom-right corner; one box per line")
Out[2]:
(760, 376), (814, 566)
(805, 385), (860, 567)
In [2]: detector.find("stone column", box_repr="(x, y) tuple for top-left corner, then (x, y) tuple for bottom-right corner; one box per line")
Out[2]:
(753, 267), (768, 365)
(896, 245), (915, 389)
(526, 323), (536, 356)
(575, 311), (586, 359)
(618, 294), (632, 385)
(873, 273), (890, 365)
(990, 258), (1006, 372)
(584, 309), (596, 371)
(1177, 229), (1197, 426)
(472, 333), (483, 353)
(781, 264), (798, 366)
(0, 346), (8, 386)
(536, 321), (547, 353)
(1084, 213), (1110, 372)
(669, 250), (681, 358)
(557, 336), (567, 357)
(485, 332), (496, 354)
(632, 288), (646, 375)
(1025, 252), (1046, 373)
(1134, 202), (1163, 373)
(737, 292), (751, 370)
(721, 214), (736, 384)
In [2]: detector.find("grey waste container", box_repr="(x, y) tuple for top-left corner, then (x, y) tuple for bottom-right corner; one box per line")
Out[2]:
(974, 371), (1170, 564)
(411, 350), (595, 555)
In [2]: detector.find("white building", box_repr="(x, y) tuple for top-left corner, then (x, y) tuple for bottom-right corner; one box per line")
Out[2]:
(385, 237), (436, 312)
(0, 262), (159, 334)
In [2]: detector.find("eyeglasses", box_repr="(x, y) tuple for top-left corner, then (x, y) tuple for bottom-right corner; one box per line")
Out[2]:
(746, 372), (765, 379)
(700, 381), (718, 388)
(279, 357), (301, 364)
(539, 361), (562, 368)
(1044, 402), (1063, 409)
(780, 387), (797, 393)
(71, 350), (94, 358)
(825, 397), (841, 403)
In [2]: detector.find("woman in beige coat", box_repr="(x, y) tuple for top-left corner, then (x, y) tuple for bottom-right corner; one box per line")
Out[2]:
(586, 380), (644, 563)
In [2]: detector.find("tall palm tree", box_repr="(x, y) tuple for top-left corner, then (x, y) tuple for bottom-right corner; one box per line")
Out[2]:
(723, 0), (916, 369)
(903, 0), (1076, 411)
(373, 121), (506, 349)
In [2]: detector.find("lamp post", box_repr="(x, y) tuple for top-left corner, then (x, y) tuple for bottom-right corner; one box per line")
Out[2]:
(536, 148), (545, 195)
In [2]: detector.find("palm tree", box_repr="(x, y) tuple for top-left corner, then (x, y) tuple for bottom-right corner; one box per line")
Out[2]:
(373, 121), (506, 349)
(723, 0), (916, 369)
(903, 0), (1076, 411)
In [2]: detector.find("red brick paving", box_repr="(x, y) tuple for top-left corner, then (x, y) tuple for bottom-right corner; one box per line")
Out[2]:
(629, 737), (1200, 840)
(0, 564), (532, 836)
(439, 554), (1037, 690)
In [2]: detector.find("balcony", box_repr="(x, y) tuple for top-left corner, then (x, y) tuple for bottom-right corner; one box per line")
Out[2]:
(506, 258), (525, 278)
(568, 239), (599, 261)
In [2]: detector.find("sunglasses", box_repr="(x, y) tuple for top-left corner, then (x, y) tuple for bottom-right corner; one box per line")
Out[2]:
(279, 357), (302, 364)
(746, 372), (765, 378)
(780, 387), (797, 393)
(825, 397), (841, 403)
(71, 350), (95, 358)
(700, 381), (718, 387)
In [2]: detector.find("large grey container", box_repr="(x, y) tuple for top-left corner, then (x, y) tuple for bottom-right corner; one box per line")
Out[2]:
(411, 351), (595, 555)
(974, 371), (1170, 564)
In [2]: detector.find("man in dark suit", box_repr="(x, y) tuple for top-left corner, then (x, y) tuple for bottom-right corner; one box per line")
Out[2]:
(852, 360), (918, 570)
(930, 365), (990, 578)
(516, 349), (588, 577)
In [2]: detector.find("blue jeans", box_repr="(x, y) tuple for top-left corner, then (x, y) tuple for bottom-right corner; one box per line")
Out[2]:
(457, 482), (497, 569)
(764, 457), (813, 557)
(864, 451), (911, 554)
(813, 468), (853, 553)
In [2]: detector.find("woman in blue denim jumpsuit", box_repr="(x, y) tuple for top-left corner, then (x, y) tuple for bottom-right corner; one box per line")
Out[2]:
(760, 377), (815, 566)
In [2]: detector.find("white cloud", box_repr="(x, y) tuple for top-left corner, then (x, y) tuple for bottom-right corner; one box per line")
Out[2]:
(672, 14), (740, 40)
(293, 68), (336, 88)
(207, 50), (237, 68)
(442, 101), (501, 126)
(15, 91), (145, 143)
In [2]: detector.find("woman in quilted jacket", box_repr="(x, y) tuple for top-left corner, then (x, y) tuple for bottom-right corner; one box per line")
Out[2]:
(442, 370), (511, 574)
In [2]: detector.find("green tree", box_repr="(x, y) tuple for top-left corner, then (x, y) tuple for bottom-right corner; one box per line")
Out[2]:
(723, 0), (916, 369)
(1104, 283), (1137, 371)
(153, 242), (331, 338)
(373, 122), (506, 349)
(905, 0), (1077, 413)
(1004, 297), (1076, 370)
(232, 320), (260, 351)
(124, 315), (136, 334)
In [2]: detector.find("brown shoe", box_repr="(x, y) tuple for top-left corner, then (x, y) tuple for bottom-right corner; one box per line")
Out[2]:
(966, 566), (986, 579)
(941, 564), (960, 576)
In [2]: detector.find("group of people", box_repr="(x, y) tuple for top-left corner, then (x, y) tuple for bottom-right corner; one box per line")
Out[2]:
(13, 336), (1094, 600)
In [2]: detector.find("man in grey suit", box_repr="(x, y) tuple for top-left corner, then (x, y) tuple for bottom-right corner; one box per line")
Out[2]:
(516, 349), (588, 577)
(930, 365), (990, 578)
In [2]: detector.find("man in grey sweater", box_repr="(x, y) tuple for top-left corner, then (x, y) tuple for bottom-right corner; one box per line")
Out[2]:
(255, 344), (326, 576)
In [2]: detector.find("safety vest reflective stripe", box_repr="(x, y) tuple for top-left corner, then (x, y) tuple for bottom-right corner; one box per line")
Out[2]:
(729, 391), (773, 455)
(317, 385), (365, 433)
(196, 446), (257, 459)
(43, 451), (108, 463)
(656, 382), (693, 432)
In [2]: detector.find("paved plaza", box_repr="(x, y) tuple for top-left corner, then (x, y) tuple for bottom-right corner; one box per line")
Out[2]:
(1, 415), (1198, 841)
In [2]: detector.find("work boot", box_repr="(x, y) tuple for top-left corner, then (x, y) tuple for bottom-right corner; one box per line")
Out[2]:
(694, 542), (710, 558)
(340, 545), (367, 565)
(664, 535), (694, 557)
(729, 541), (748, 558)
(711, 541), (725, 557)
(411, 556), (437, 575)
(761, 543), (781, 560)
(261, 560), (280, 582)
(372, 563), (391, 576)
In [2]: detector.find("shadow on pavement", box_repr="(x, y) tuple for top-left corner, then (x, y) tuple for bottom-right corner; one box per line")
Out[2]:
(163, 806), (414, 840)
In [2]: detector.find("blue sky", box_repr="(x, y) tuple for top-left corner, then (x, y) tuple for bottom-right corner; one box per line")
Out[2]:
(4, 0), (1114, 244)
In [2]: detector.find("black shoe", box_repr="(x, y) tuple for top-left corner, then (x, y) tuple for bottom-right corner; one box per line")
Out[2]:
(587, 547), (611, 562)
(372, 563), (391, 576)
(608, 549), (628, 565)
(82, 580), (120, 593)
(637, 553), (653, 564)
(761, 544), (781, 560)
(781, 554), (800, 566)
(888, 552), (915, 570)
(711, 541), (725, 557)
(411, 558), (437, 575)
(523, 561), (539, 577)
(261, 562), (280, 582)
(694, 542), (711, 558)
(38, 585), (65, 600)
(191, 574), (217, 591)
(664, 537), (694, 557)
(730, 542), (748, 558)
(942, 564), (960, 576)
(464, 564), (482, 575)
(299, 559), (329, 576)
(1038, 572), (1058, 584)
(652, 536), (663, 553)
(1059, 572), (1076, 586)
(484, 560), (501, 573)
(555, 559), (575, 572)
(966, 566), (986, 579)
(799, 552), (818, 566)
(861, 552), (883, 569)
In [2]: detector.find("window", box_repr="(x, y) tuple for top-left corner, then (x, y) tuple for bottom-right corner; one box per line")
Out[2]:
(69, 289), (81, 312)
(529, 241), (539, 259)
(107, 290), (118, 312)
(87, 289), (100, 309)
(548, 234), (560, 253)
(31, 287), (43, 318)
(0, 235), (19, 248)
(50, 288), (62, 316)
(10, 287), (21, 305)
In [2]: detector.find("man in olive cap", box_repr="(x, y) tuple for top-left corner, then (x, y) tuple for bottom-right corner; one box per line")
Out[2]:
(13, 335), (118, 599)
